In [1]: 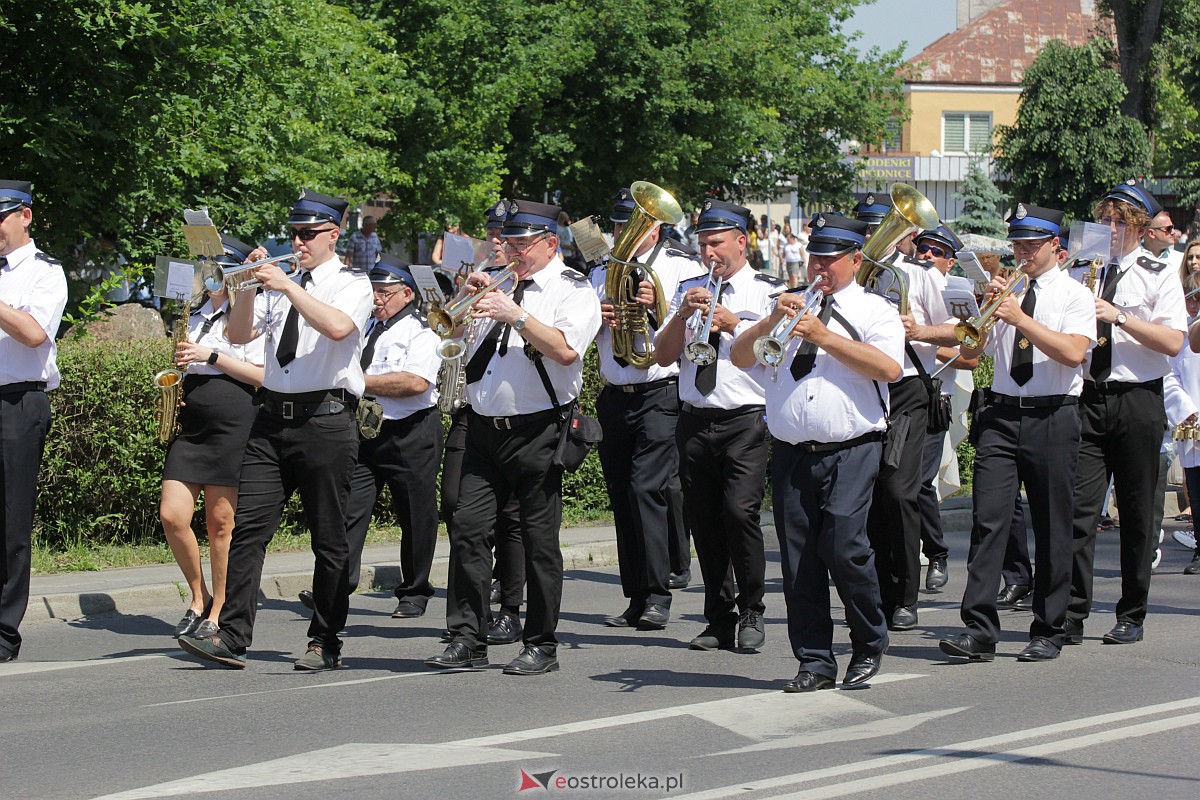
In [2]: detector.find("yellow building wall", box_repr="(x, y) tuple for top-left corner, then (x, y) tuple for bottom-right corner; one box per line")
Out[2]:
(902, 88), (1022, 156)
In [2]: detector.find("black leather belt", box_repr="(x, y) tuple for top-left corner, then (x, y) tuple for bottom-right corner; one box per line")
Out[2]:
(681, 403), (763, 421)
(0, 381), (46, 395)
(382, 406), (436, 427)
(606, 378), (677, 394)
(987, 390), (1079, 409)
(1084, 378), (1163, 395)
(471, 406), (563, 431)
(259, 389), (353, 420)
(792, 430), (884, 453)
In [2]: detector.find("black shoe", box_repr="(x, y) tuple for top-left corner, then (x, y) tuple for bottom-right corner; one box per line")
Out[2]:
(1017, 636), (1060, 662)
(391, 600), (425, 619)
(889, 605), (918, 631)
(298, 590), (315, 611)
(603, 605), (644, 628)
(294, 641), (342, 671)
(189, 620), (219, 639)
(487, 613), (523, 645)
(1063, 617), (1084, 645)
(178, 634), (247, 669)
(668, 569), (691, 590)
(425, 641), (488, 669)
(637, 603), (670, 630)
(503, 645), (559, 675)
(439, 628), (454, 643)
(489, 580), (502, 605)
(738, 610), (765, 649)
(0, 648), (18, 663)
(995, 584), (1031, 610)
(939, 633), (996, 661)
(1102, 621), (1144, 644)
(173, 608), (202, 639)
(689, 625), (735, 651)
(784, 670), (835, 693)
(843, 651), (883, 687)
(1186, 549), (1200, 575)
(925, 557), (948, 591)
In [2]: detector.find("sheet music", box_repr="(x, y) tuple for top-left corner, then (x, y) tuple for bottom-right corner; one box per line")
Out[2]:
(942, 275), (980, 320)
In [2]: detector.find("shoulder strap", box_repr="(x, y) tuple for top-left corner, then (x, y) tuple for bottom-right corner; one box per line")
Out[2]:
(531, 353), (571, 413)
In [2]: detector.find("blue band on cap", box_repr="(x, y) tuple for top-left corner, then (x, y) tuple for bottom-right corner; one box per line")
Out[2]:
(291, 197), (343, 223)
(697, 209), (747, 231)
(0, 189), (32, 206)
(370, 262), (417, 290)
(1009, 214), (1060, 236)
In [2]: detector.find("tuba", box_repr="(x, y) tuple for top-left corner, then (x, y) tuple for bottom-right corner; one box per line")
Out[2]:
(153, 315), (189, 444)
(605, 181), (685, 368)
(856, 183), (940, 316)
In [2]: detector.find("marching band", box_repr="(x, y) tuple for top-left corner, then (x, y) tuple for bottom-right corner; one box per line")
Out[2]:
(2, 174), (1196, 690)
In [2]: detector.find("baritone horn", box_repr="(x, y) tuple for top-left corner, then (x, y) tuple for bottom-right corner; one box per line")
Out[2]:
(953, 260), (1030, 349)
(605, 181), (685, 368)
(426, 262), (517, 339)
(219, 253), (299, 294)
(856, 183), (940, 316)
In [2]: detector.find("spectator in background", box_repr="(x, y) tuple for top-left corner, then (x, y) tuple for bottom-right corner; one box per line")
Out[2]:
(769, 223), (783, 278)
(685, 211), (701, 252)
(782, 232), (805, 289)
(343, 215), (383, 272)
(757, 215), (771, 271)
(430, 220), (462, 268)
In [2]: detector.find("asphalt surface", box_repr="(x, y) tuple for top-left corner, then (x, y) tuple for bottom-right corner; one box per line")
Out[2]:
(4, 504), (1199, 800)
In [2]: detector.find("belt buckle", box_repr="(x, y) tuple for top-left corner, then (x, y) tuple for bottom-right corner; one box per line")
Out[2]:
(1018, 395), (1035, 409)
(618, 384), (636, 393)
(493, 416), (512, 431)
(281, 401), (294, 420)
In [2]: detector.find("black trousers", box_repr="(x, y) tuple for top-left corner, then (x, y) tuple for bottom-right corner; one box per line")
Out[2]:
(597, 382), (680, 609)
(447, 411), (564, 653)
(773, 437), (887, 679)
(1001, 497), (1032, 587)
(918, 426), (949, 561)
(867, 376), (929, 614)
(219, 408), (360, 652)
(676, 407), (768, 629)
(1069, 382), (1164, 626)
(962, 401), (1081, 646)
(442, 410), (524, 608)
(0, 389), (51, 657)
(667, 464), (691, 575)
(344, 408), (444, 605)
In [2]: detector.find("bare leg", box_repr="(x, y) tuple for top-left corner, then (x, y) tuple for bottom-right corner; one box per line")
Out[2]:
(202, 485), (238, 622)
(160, 479), (207, 613)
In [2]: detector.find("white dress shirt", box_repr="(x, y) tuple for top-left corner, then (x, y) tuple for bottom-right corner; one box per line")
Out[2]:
(364, 311), (440, 420)
(1069, 246), (1187, 383)
(185, 297), (265, 377)
(765, 282), (904, 445)
(467, 257), (602, 416)
(0, 240), (67, 389)
(590, 245), (706, 385)
(895, 252), (952, 377)
(985, 265), (1096, 397)
(252, 257), (374, 395)
(670, 263), (777, 409)
(1167, 342), (1200, 468)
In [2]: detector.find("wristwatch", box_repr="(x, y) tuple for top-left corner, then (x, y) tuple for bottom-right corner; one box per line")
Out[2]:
(1114, 312), (1128, 327)
(207, 350), (219, 365)
(513, 312), (530, 332)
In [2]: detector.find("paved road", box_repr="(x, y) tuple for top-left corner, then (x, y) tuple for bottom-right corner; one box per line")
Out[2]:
(4, 526), (1198, 800)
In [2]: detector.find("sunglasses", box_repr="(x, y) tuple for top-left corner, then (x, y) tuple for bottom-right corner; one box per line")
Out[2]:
(0, 207), (23, 224)
(916, 243), (949, 259)
(290, 226), (337, 242)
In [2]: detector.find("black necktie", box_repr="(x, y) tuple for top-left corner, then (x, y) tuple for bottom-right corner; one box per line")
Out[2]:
(359, 305), (417, 369)
(464, 279), (530, 384)
(275, 271), (313, 367)
(1009, 279), (1037, 386)
(1089, 265), (1122, 381)
(0, 256), (8, 271)
(694, 283), (726, 395)
(789, 296), (834, 381)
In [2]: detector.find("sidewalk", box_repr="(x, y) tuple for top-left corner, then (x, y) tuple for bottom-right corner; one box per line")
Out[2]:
(27, 501), (979, 623)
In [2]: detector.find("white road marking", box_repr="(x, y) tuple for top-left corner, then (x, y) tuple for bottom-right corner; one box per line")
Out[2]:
(671, 695), (1200, 799)
(714, 707), (970, 755)
(0, 654), (165, 676)
(146, 669), (446, 707)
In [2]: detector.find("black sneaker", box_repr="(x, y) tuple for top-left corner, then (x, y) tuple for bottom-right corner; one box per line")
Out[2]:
(1186, 549), (1200, 576)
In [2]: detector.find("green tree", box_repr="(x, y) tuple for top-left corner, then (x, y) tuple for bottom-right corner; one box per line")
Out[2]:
(994, 39), (1151, 221)
(954, 160), (1008, 237)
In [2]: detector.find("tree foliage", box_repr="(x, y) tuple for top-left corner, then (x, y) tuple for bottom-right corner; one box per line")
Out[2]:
(954, 160), (1008, 238)
(994, 39), (1150, 221)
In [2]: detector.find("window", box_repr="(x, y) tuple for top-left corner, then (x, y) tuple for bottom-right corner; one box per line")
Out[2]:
(883, 117), (902, 152)
(942, 112), (992, 154)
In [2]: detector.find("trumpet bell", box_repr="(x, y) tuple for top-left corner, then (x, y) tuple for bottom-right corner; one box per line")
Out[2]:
(684, 341), (717, 366)
(752, 338), (785, 368)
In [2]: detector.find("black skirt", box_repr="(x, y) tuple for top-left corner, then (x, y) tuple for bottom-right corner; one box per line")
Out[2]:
(162, 373), (257, 487)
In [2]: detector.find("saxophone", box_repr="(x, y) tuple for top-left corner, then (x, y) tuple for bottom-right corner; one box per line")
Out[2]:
(153, 316), (188, 443)
(436, 316), (476, 414)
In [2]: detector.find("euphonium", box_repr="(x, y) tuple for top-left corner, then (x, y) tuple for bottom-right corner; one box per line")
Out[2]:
(153, 316), (188, 444)
(218, 253), (299, 294)
(605, 181), (685, 368)
(683, 262), (724, 366)
(954, 260), (1030, 349)
(427, 262), (517, 339)
(752, 276), (826, 367)
(856, 183), (940, 316)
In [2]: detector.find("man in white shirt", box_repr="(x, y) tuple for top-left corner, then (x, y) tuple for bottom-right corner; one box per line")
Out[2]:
(732, 213), (903, 691)
(939, 204), (1095, 663)
(1143, 210), (1183, 273)
(180, 189), (373, 671)
(0, 180), (67, 663)
(426, 200), (601, 676)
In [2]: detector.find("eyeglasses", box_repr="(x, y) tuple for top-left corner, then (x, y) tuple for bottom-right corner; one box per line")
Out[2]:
(501, 234), (548, 254)
(289, 227), (337, 242)
(1011, 238), (1050, 250)
(1146, 225), (1172, 231)
(916, 243), (949, 259)
(371, 285), (404, 297)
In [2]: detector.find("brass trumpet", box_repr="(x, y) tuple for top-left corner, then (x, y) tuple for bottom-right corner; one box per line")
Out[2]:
(683, 262), (724, 366)
(856, 183), (940, 316)
(752, 277), (826, 367)
(954, 260), (1030, 349)
(427, 262), (517, 339)
(218, 253), (299, 293)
